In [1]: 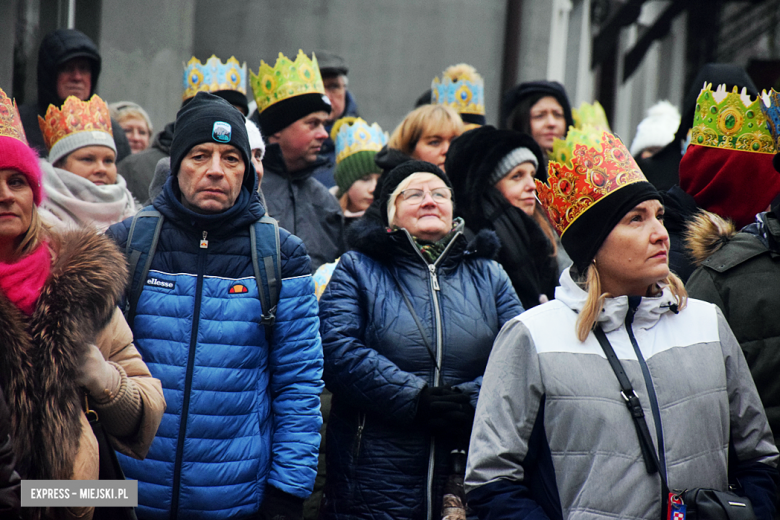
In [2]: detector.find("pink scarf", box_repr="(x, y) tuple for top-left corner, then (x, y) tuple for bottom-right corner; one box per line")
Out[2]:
(0, 243), (51, 315)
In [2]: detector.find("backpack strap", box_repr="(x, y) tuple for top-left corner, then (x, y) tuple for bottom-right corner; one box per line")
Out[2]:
(250, 215), (282, 337)
(124, 208), (164, 328)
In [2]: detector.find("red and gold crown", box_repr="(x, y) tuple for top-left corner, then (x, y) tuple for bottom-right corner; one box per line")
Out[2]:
(536, 129), (647, 237)
(0, 88), (28, 144)
(38, 95), (113, 158)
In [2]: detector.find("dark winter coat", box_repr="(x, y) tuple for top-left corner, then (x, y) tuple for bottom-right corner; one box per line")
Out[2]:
(318, 218), (523, 520)
(118, 121), (174, 204)
(18, 29), (130, 162)
(686, 210), (780, 448)
(316, 91), (360, 188)
(262, 143), (344, 271)
(661, 185), (699, 282)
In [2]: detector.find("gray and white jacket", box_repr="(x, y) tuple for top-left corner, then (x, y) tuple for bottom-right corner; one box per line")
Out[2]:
(465, 268), (779, 520)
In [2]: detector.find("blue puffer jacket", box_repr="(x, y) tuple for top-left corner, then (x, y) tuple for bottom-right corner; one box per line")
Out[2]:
(107, 172), (323, 520)
(319, 218), (523, 520)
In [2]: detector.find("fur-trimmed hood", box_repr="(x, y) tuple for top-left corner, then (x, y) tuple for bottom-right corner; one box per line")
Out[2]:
(0, 229), (127, 490)
(684, 209), (737, 267)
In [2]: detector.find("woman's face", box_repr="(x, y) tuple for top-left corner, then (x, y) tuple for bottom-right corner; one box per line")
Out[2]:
(0, 169), (34, 258)
(594, 199), (670, 297)
(393, 176), (453, 242)
(411, 128), (459, 172)
(529, 96), (566, 152)
(62, 146), (118, 186)
(346, 173), (380, 213)
(120, 116), (151, 153)
(495, 162), (537, 216)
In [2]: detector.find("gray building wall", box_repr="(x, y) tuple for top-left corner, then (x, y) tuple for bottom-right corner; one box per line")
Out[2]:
(1, 0), (19, 95)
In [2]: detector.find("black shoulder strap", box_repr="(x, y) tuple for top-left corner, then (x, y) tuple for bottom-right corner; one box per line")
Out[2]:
(124, 208), (164, 328)
(250, 215), (281, 340)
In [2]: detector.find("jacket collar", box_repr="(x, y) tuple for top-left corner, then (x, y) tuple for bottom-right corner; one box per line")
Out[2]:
(555, 267), (679, 333)
(262, 143), (330, 182)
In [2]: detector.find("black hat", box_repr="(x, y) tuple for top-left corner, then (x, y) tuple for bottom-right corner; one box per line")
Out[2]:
(169, 92), (253, 191)
(374, 160), (453, 227)
(501, 80), (574, 131)
(257, 93), (332, 136)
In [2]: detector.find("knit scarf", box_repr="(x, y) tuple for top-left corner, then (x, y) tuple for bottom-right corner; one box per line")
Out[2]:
(410, 218), (464, 264)
(0, 243), (51, 315)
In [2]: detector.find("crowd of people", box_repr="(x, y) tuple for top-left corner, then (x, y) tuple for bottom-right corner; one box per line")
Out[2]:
(1, 26), (780, 520)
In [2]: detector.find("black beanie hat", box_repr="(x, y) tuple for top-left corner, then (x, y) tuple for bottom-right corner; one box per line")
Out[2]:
(374, 160), (453, 227)
(257, 93), (332, 136)
(170, 91), (252, 189)
(501, 80), (574, 131)
(212, 89), (249, 115)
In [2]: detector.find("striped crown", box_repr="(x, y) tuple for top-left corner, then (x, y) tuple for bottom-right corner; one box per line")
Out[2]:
(431, 64), (485, 116)
(0, 88), (27, 144)
(183, 55), (247, 101)
(537, 129), (647, 237)
(331, 117), (388, 164)
(250, 50), (326, 114)
(691, 83), (774, 154)
(38, 95), (112, 152)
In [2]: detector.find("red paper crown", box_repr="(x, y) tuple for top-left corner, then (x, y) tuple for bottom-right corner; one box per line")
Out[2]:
(0, 88), (28, 144)
(38, 95), (113, 151)
(536, 130), (648, 237)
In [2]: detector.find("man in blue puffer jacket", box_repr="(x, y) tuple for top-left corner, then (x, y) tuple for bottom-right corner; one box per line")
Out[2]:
(107, 92), (323, 520)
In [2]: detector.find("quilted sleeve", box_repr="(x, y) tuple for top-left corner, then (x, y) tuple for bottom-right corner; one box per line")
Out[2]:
(319, 252), (427, 424)
(266, 231), (325, 499)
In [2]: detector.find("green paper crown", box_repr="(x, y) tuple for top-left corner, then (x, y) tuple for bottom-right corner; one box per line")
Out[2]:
(691, 83), (775, 154)
(572, 101), (611, 132)
(550, 125), (605, 169)
(250, 50), (326, 114)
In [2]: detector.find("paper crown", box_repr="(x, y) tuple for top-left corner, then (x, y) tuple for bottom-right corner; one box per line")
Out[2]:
(431, 64), (485, 116)
(183, 55), (247, 101)
(537, 129), (647, 237)
(572, 101), (611, 132)
(760, 88), (780, 150)
(691, 83), (774, 154)
(250, 50), (326, 114)
(0, 88), (28, 144)
(38, 95), (113, 152)
(331, 117), (388, 164)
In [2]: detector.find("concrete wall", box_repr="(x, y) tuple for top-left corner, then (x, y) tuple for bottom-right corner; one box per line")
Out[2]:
(191, 0), (507, 132)
(1, 0), (19, 96)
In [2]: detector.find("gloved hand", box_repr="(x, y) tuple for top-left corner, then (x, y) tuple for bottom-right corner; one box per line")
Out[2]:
(75, 344), (121, 403)
(416, 386), (475, 436)
(259, 485), (304, 520)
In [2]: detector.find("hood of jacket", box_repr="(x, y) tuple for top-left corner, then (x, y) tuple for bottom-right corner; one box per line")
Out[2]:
(374, 145), (412, 174)
(36, 29), (101, 114)
(152, 121), (175, 154)
(554, 267), (679, 333)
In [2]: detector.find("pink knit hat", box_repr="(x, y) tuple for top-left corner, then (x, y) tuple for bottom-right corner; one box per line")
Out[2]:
(0, 88), (44, 205)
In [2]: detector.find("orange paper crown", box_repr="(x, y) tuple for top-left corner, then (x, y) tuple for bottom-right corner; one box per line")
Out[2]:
(536, 130), (647, 237)
(38, 95), (113, 152)
(0, 88), (28, 144)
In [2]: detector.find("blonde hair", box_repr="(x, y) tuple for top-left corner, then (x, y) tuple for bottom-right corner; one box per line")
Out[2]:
(14, 205), (53, 259)
(575, 263), (688, 342)
(532, 204), (558, 257)
(386, 172), (442, 226)
(388, 104), (464, 156)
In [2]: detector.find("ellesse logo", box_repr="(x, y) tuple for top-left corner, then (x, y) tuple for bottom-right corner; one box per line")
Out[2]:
(145, 277), (176, 290)
(229, 284), (248, 294)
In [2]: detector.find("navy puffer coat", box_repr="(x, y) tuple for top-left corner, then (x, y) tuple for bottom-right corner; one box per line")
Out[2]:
(319, 217), (523, 520)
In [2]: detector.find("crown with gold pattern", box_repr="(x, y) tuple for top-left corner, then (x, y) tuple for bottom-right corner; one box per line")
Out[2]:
(183, 55), (247, 101)
(572, 101), (611, 132)
(38, 95), (114, 164)
(691, 83), (774, 154)
(331, 117), (388, 164)
(536, 129), (647, 237)
(0, 88), (28, 144)
(431, 64), (485, 117)
(760, 88), (780, 150)
(250, 50), (326, 114)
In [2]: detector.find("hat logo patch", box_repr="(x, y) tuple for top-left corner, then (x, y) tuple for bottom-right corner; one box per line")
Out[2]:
(212, 121), (232, 143)
(322, 95), (331, 106)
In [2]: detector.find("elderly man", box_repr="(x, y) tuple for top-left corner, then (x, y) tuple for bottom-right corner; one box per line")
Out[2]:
(107, 92), (323, 520)
(19, 28), (131, 161)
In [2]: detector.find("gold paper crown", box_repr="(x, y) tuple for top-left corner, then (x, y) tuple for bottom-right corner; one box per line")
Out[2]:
(536, 130), (647, 237)
(38, 95), (113, 151)
(182, 55), (248, 101)
(691, 83), (774, 154)
(572, 101), (611, 132)
(0, 88), (28, 144)
(431, 64), (485, 116)
(250, 50), (326, 114)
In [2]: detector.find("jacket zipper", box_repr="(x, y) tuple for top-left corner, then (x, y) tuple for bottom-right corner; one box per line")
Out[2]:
(353, 413), (366, 460)
(625, 302), (668, 480)
(171, 231), (208, 518)
(403, 230), (460, 520)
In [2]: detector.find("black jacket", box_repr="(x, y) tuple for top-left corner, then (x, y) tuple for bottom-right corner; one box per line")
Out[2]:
(118, 121), (174, 204)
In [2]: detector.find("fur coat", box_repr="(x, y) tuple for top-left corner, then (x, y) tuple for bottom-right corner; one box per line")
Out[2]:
(0, 229), (165, 519)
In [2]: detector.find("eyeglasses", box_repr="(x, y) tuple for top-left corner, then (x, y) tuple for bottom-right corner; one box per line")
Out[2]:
(399, 187), (453, 205)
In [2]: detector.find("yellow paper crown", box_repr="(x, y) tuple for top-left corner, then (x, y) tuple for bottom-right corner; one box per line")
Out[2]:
(0, 88), (28, 144)
(537, 129), (647, 237)
(38, 95), (113, 152)
(572, 101), (611, 132)
(250, 50), (326, 114)
(691, 83), (775, 154)
(182, 55), (247, 101)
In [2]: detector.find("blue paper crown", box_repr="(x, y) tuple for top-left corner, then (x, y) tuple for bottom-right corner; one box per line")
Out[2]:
(183, 55), (247, 101)
(431, 64), (485, 116)
(331, 117), (388, 164)
(761, 89), (780, 148)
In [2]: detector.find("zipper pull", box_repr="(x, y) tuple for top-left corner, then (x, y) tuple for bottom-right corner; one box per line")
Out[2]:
(428, 264), (440, 291)
(199, 231), (209, 249)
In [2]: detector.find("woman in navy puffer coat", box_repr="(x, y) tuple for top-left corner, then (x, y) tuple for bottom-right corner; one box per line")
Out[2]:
(319, 161), (523, 520)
